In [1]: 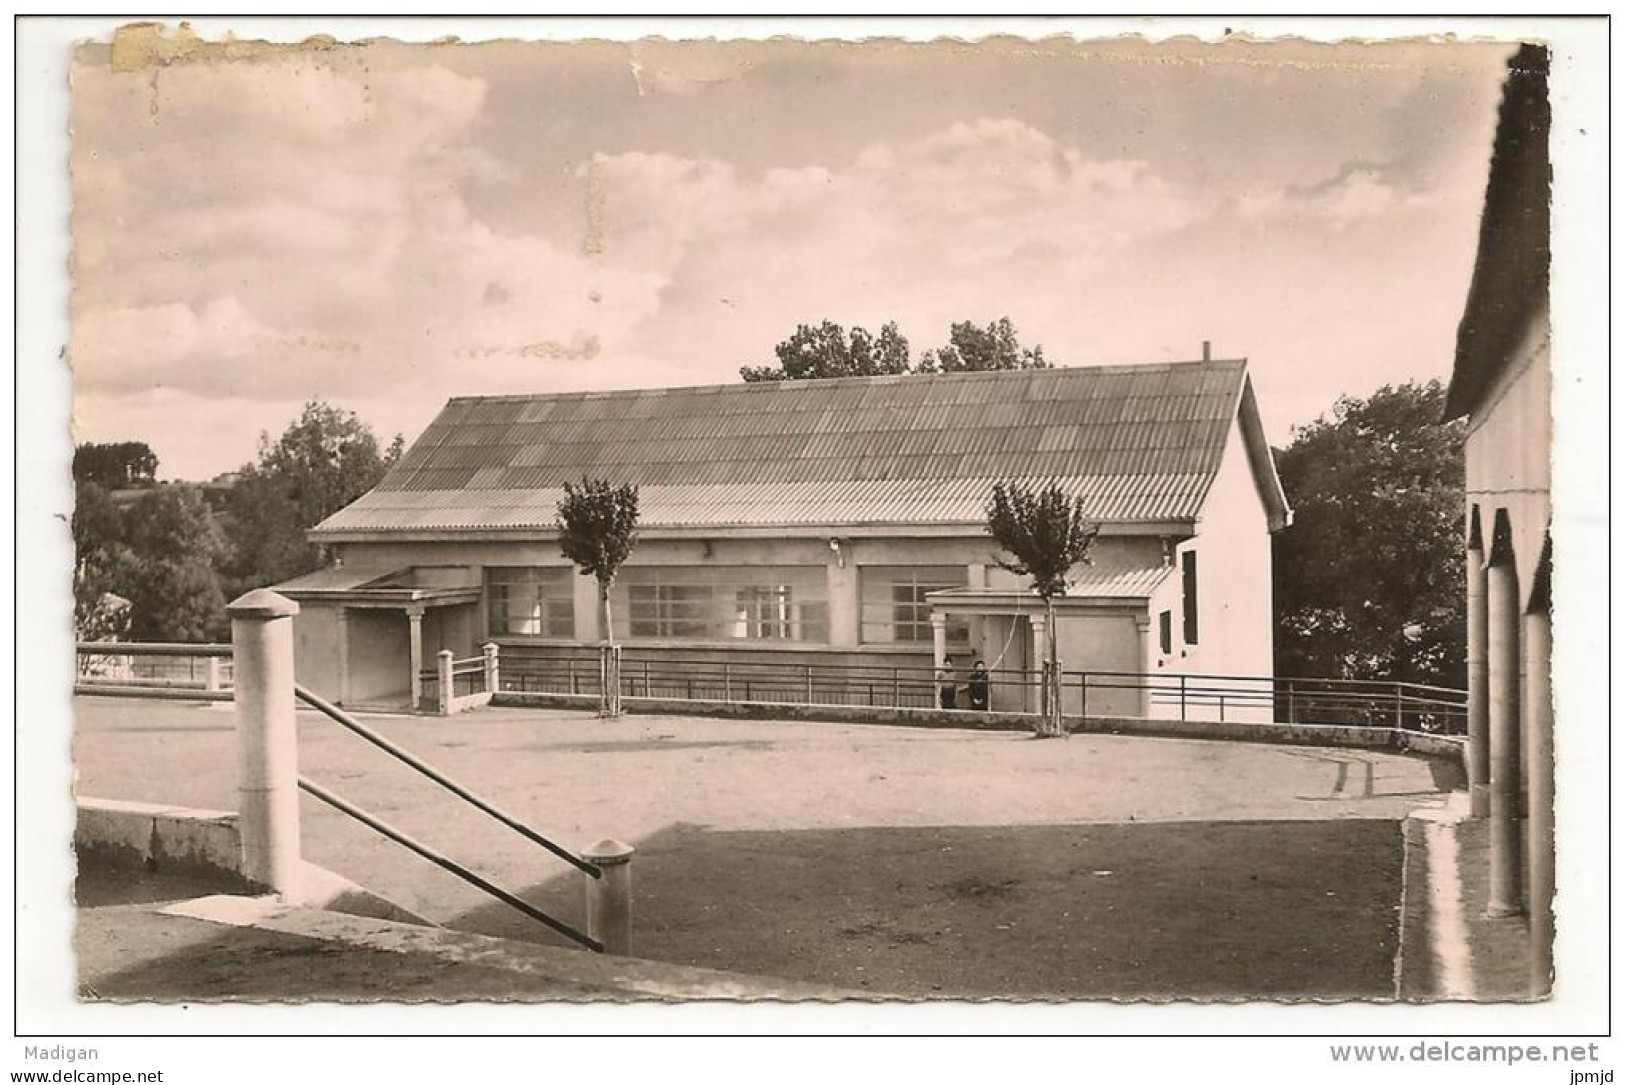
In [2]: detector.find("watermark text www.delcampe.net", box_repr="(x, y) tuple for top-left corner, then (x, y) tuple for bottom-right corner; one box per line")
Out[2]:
(1330, 1041), (1602, 1068)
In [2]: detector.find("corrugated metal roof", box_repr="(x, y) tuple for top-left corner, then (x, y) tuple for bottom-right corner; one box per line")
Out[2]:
(315, 360), (1252, 537)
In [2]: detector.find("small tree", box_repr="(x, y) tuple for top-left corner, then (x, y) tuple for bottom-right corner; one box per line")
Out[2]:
(985, 481), (1100, 737)
(556, 478), (640, 717)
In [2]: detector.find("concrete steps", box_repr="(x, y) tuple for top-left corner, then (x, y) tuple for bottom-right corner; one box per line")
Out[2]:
(135, 894), (854, 1002)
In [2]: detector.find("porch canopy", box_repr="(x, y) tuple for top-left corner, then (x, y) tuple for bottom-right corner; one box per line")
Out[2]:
(273, 565), (480, 709)
(925, 557), (1174, 695)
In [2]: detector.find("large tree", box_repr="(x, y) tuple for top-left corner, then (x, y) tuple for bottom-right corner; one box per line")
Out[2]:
(72, 482), (228, 643)
(72, 441), (159, 488)
(918, 317), (1049, 373)
(222, 401), (402, 595)
(741, 317), (1047, 381)
(740, 320), (912, 382)
(1273, 381), (1467, 687)
(985, 480), (1100, 737)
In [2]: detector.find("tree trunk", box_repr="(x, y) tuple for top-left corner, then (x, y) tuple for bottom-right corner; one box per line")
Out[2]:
(598, 579), (620, 718)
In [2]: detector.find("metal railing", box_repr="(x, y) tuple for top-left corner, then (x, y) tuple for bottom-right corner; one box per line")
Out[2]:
(74, 641), (233, 700)
(293, 683), (606, 951)
(495, 649), (1467, 735)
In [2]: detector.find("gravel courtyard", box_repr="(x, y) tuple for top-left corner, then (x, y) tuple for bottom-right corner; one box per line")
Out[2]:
(74, 698), (1461, 999)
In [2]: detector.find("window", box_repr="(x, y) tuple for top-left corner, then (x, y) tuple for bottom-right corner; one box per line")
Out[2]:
(487, 567), (574, 638)
(860, 566), (969, 645)
(1181, 551), (1198, 645)
(1159, 610), (1172, 655)
(623, 567), (828, 642)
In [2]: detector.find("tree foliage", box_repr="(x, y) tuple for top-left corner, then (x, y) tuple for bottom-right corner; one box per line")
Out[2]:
(919, 318), (1049, 373)
(73, 441), (159, 488)
(72, 482), (228, 642)
(984, 481), (1100, 600)
(1273, 381), (1467, 687)
(555, 478), (641, 643)
(740, 320), (912, 382)
(742, 317), (1045, 381)
(222, 401), (402, 595)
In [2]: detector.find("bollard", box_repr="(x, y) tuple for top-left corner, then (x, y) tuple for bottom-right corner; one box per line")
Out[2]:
(583, 839), (634, 955)
(482, 642), (500, 695)
(228, 588), (302, 896)
(437, 649), (454, 716)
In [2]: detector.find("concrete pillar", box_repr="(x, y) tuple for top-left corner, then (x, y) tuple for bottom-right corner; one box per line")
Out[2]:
(826, 556), (859, 647)
(1027, 612), (1047, 716)
(483, 641), (500, 695)
(1466, 542), (1490, 817)
(930, 611), (948, 671)
(1486, 558), (1523, 917)
(228, 589), (302, 895)
(584, 839), (634, 955)
(407, 606), (425, 711)
(1524, 607), (1554, 991)
(335, 606), (351, 706)
(204, 655), (223, 693)
(437, 649), (454, 716)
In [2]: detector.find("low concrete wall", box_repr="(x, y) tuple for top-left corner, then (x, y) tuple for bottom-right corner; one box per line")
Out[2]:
(75, 796), (433, 926)
(492, 690), (1469, 764)
(75, 797), (246, 885)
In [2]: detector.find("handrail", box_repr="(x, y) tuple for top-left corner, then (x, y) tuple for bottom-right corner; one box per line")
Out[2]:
(293, 684), (601, 880)
(297, 776), (603, 953)
(76, 641), (233, 658)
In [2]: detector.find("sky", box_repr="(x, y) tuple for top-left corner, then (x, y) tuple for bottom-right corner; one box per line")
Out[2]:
(68, 32), (1518, 481)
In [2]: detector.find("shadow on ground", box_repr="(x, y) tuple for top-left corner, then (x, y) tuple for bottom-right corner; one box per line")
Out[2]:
(455, 818), (1406, 1001)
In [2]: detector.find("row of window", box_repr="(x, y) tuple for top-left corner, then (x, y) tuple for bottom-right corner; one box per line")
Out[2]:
(486, 565), (969, 644)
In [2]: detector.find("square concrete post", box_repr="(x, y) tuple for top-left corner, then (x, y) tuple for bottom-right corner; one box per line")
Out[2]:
(437, 649), (454, 716)
(1466, 541), (1490, 817)
(228, 589), (302, 895)
(584, 839), (634, 955)
(204, 655), (223, 693)
(1486, 558), (1522, 918)
(482, 642), (500, 695)
(1523, 608), (1554, 991)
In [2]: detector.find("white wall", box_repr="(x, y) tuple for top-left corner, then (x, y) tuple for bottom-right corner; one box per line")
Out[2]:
(1153, 415), (1277, 720)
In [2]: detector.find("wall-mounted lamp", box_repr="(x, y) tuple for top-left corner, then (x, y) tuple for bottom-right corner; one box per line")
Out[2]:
(828, 537), (847, 569)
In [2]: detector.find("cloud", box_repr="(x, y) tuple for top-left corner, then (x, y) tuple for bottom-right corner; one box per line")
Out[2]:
(67, 40), (1512, 480)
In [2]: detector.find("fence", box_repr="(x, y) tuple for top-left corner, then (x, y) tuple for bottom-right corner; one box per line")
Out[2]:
(497, 650), (1467, 735)
(72, 639), (1468, 735)
(75, 642), (233, 700)
(419, 645), (499, 716)
(224, 591), (634, 955)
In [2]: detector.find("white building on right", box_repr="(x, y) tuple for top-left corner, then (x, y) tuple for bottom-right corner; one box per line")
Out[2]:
(1444, 42), (1552, 995)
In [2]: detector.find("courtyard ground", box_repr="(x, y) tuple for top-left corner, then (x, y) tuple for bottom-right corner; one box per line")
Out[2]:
(73, 698), (1462, 1000)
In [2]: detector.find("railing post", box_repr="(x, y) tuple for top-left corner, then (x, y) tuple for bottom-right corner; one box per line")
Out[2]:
(205, 655), (223, 693)
(228, 589), (302, 896)
(805, 664), (814, 704)
(1179, 675), (1187, 721)
(1079, 672), (1088, 721)
(437, 650), (454, 716)
(483, 642), (499, 695)
(724, 663), (733, 702)
(584, 839), (634, 955)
